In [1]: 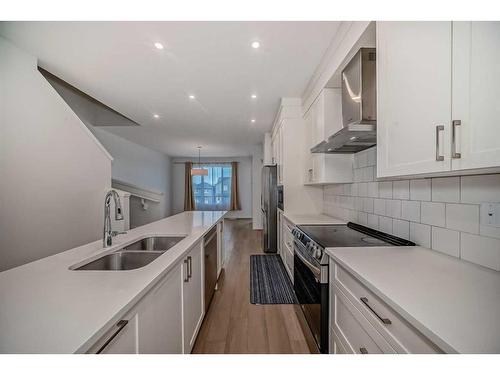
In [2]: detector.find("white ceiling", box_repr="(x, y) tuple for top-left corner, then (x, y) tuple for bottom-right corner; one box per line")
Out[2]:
(0, 21), (340, 157)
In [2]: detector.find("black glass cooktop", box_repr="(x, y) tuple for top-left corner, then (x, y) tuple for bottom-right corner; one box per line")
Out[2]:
(298, 222), (415, 248)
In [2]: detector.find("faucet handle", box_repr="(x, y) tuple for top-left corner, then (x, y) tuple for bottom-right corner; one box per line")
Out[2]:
(111, 230), (127, 237)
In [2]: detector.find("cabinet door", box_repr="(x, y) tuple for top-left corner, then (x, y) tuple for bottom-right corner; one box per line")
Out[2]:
(452, 21), (500, 171)
(377, 22), (452, 177)
(303, 108), (314, 182)
(182, 241), (204, 354)
(278, 125), (284, 185)
(137, 264), (183, 354)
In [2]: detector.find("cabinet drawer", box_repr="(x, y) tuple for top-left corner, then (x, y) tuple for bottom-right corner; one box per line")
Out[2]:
(331, 286), (395, 354)
(332, 261), (441, 353)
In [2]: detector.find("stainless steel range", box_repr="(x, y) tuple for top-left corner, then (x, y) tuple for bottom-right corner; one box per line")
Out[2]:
(292, 222), (415, 354)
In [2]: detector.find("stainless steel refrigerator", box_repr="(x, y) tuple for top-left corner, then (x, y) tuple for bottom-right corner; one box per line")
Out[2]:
(261, 165), (278, 253)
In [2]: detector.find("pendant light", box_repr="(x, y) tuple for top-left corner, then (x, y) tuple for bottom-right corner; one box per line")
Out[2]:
(191, 146), (208, 176)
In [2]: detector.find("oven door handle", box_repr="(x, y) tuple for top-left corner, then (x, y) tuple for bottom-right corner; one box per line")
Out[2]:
(294, 241), (321, 281)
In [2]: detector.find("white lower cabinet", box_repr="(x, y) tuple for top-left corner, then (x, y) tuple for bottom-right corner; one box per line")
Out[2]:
(138, 264), (184, 354)
(329, 259), (442, 354)
(90, 241), (205, 354)
(182, 240), (204, 354)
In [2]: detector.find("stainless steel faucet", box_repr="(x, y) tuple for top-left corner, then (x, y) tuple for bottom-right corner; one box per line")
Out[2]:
(103, 190), (124, 248)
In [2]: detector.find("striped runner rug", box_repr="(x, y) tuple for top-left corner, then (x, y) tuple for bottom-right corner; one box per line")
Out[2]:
(250, 254), (298, 304)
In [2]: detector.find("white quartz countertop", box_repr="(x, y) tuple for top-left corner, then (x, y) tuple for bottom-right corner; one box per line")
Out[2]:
(326, 246), (500, 353)
(282, 212), (346, 226)
(0, 210), (226, 353)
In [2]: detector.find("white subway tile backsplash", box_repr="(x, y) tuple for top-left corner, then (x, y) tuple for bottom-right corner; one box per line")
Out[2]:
(368, 182), (379, 198)
(432, 177), (460, 203)
(410, 222), (431, 248)
(357, 211), (368, 225)
(379, 216), (393, 234)
(432, 227), (460, 257)
(461, 174), (500, 204)
(393, 180), (410, 200)
(378, 181), (393, 199)
(354, 168), (363, 182)
(421, 202), (446, 227)
(355, 197), (364, 211)
(401, 200), (421, 222)
(363, 198), (374, 213)
(373, 199), (386, 216)
(321, 147), (500, 270)
(367, 214), (379, 229)
(386, 199), (402, 219)
(410, 179), (431, 201)
(351, 183), (359, 197)
(446, 204), (479, 234)
(367, 148), (376, 167)
(358, 182), (368, 197)
(393, 219), (410, 240)
(357, 151), (368, 168)
(363, 166), (374, 182)
(461, 233), (500, 271)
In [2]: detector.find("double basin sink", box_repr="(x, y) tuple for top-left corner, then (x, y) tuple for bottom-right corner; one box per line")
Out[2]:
(72, 236), (186, 271)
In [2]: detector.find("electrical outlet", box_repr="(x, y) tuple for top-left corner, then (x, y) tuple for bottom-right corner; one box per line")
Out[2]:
(480, 203), (500, 227)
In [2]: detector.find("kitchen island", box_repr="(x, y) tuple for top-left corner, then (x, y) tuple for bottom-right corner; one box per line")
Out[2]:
(0, 210), (226, 353)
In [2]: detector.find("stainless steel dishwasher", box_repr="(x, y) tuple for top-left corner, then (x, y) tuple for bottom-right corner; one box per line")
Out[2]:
(204, 226), (218, 312)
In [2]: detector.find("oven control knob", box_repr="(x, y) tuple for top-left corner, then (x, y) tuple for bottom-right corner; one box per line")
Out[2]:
(314, 248), (323, 260)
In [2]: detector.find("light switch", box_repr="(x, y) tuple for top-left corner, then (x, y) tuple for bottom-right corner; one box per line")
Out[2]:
(480, 203), (500, 227)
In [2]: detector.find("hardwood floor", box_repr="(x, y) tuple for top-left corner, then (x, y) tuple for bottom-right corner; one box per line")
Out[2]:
(193, 219), (316, 354)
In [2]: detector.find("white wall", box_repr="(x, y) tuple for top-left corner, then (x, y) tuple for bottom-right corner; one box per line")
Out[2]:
(91, 127), (172, 227)
(0, 37), (112, 271)
(172, 156), (253, 219)
(323, 147), (500, 272)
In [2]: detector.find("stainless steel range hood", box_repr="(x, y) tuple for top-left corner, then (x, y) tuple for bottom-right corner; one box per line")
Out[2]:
(311, 48), (376, 154)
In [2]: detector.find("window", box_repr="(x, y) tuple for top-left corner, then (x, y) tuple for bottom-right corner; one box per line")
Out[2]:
(192, 164), (232, 210)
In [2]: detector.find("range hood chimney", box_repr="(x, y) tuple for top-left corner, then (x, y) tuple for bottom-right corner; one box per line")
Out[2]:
(311, 48), (376, 154)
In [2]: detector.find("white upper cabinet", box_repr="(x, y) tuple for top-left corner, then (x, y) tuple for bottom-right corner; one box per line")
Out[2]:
(271, 124), (284, 185)
(377, 22), (453, 178)
(451, 22), (500, 171)
(310, 89), (343, 147)
(304, 88), (353, 184)
(377, 21), (500, 178)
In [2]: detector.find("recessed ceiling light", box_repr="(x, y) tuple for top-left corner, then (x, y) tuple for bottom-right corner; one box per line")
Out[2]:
(251, 41), (260, 49)
(251, 94), (257, 99)
(189, 95), (196, 100)
(251, 119), (256, 123)
(153, 114), (160, 119)
(154, 42), (164, 50)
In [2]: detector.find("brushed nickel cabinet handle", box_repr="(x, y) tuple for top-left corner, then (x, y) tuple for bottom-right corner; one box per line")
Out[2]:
(184, 259), (189, 282)
(96, 320), (128, 354)
(360, 347), (369, 354)
(187, 256), (192, 279)
(452, 120), (461, 159)
(435, 125), (445, 161)
(360, 297), (392, 325)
